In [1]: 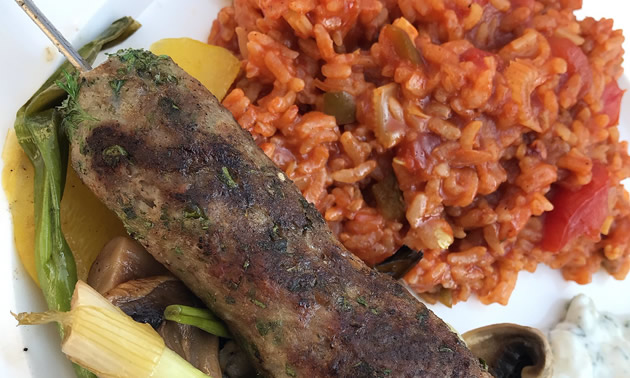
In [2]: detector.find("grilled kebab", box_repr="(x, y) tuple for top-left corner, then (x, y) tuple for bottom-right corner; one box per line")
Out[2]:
(67, 49), (489, 377)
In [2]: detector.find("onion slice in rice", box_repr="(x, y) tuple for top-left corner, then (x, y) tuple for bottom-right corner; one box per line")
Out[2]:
(372, 83), (405, 149)
(505, 60), (545, 132)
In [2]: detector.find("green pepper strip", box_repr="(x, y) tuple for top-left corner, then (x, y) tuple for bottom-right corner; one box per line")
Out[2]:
(14, 17), (140, 378)
(371, 170), (405, 222)
(382, 24), (422, 65)
(323, 91), (356, 125)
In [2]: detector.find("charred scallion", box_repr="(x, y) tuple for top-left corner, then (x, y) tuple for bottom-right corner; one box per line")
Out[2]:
(13, 281), (210, 378)
(14, 17), (140, 378)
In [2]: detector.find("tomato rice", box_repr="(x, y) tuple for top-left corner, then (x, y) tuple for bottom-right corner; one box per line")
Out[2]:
(210, 0), (630, 305)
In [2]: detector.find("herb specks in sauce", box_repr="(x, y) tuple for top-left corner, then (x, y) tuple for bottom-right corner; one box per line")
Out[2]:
(549, 294), (630, 377)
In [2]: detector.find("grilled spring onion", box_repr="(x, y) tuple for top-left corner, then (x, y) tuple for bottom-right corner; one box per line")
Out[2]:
(14, 17), (140, 378)
(13, 281), (209, 378)
(164, 305), (231, 339)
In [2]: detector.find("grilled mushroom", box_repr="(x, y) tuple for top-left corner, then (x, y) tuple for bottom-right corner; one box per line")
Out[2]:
(104, 275), (200, 328)
(462, 323), (553, 378)
(88, 236), (225, 376)
(158, 320), (222, 378)
(87, 236), (168, 294)
(104, 275), (221, 376)
(219, 340), (257, 378)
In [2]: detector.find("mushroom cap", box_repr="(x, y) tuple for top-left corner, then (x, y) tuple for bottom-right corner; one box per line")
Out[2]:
(87, 236), (168, 294)
(104, 275), (200, 328)
(462, 323), (553, 378)
(158, 320), (222, 378)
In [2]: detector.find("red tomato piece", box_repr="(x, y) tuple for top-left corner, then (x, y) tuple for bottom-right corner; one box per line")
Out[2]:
(548, 36), (593, 98)
(460, 47), (495, 70)
(461, 48), (492, 63)
(601, 80), (624, 127)
(397, 133), (441, 174)
(541, 163), (610, 252)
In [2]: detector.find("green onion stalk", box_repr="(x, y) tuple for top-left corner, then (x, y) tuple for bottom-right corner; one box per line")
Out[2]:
(164, 305), (231, 339)
(13, 17), (140, 378)
(14, 281), (210, 378)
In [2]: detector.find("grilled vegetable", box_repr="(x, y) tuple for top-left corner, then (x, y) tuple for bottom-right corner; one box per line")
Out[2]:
(149, 38), (240, 101)
(164, 305), (230, 338)
(219, 341), (256, 378)
(89, 237), (221, 376)
(105, 276), (199, 329)
(13, 281), (209, 378)
(64, 48), (490, 377)
(12, 17), (139, 378)
(463, 324), (553, 378)
(158, 321), (222, 378)
(87, 236), (168, 295)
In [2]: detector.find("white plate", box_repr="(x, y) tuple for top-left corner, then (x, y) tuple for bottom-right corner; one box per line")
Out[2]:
(0, 1), (629, 376)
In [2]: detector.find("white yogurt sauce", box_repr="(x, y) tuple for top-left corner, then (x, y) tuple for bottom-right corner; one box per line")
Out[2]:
(549, 294), (630, 378)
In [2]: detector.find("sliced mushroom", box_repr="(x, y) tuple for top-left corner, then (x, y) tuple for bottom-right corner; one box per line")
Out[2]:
(463, 323), (553, 378)
(87, 236), (169, 294)
(158, 320), (222, 378)
(104, 275), (222, 376)
(89, 237), (226, 376)
(104, 275), (200, 329)
(219, 340), (257, 378)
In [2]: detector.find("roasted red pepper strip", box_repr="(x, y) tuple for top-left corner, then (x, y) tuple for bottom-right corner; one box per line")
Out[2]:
(541, 163), (609, 252)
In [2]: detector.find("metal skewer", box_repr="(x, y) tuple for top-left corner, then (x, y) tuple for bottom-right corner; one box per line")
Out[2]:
(15, 0), (92, 72)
